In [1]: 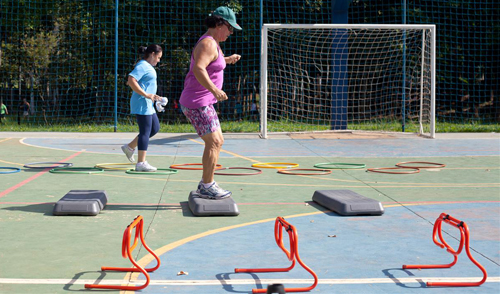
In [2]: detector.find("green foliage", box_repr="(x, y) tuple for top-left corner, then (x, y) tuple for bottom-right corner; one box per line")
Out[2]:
(0, 0), (498, 131)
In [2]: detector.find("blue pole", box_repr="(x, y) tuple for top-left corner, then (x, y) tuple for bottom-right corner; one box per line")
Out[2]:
(260, 0), (263, 28)
(330, 0), (351, 130)
(402, 0), (407, 132)
(114, 0), (119, 132)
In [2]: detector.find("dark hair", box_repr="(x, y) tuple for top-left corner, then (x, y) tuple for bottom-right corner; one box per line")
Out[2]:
(138, 44), (162, 59)
(204, 15), (226, 29)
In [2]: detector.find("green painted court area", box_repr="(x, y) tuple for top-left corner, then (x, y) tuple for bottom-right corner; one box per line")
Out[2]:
(0, 132), (499, 294)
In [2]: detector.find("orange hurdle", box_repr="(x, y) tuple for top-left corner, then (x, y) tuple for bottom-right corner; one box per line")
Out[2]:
(403, 213), (487, 287)
(85, 215), (161, 291)
(235, 216), (318, 293)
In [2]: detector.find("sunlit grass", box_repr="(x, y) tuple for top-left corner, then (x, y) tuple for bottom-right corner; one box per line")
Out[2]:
(0, 118), (498, 133)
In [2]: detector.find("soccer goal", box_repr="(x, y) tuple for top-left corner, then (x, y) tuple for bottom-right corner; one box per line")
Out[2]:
(260, 24), (436, 138)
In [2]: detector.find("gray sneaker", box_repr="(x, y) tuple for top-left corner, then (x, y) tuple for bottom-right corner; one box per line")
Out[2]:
(197, 182), (231, 200)
(121, 144), (135, 163)
(135, 161), (157, 172)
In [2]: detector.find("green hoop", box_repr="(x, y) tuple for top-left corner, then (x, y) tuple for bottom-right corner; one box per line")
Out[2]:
(314, 162), (366, 169)
(95, 163), (135, 170)
(126, 168), (178, 175)
(50, 167), (104, 174)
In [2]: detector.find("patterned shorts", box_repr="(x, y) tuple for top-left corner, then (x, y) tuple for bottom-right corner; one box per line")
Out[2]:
(181, 104), (220, 137)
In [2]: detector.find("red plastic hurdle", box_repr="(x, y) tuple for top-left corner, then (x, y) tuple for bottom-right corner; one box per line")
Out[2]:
(403, 213), (487, 287)
(85, 215), (161, 291)
(235, 216), (318, 293)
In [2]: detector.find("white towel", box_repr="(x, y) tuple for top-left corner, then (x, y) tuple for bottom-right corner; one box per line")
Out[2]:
(155, 97), (168, 112)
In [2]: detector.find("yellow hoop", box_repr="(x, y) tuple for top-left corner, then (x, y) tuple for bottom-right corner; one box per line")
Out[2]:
(251, 162), (299, 169)
(95, 163), (135, 170)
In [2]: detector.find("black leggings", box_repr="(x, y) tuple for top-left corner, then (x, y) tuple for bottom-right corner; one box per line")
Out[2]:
(136, 113), (160, 151)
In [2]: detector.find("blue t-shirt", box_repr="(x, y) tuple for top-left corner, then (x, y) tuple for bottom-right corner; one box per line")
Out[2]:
(128, 60), (157, 115)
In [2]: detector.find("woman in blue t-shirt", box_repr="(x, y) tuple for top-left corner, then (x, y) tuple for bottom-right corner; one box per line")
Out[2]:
(121, 45), (163, 172)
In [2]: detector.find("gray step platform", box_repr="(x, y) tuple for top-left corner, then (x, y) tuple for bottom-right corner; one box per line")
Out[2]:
(53, 190), (108, 216)
(188, 191), (239, 216)
(312, 190), (384, 216)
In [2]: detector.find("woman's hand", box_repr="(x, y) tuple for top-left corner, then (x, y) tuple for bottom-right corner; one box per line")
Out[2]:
(213, 88), (228, 102)
(227, 54), (241, 65)
(145, 93), (161, 101)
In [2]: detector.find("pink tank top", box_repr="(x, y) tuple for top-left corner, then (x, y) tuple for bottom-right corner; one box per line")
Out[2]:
(180, 36), (226, 109)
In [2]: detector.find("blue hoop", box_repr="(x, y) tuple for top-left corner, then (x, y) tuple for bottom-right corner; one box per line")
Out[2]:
(0, 167), (21, 174)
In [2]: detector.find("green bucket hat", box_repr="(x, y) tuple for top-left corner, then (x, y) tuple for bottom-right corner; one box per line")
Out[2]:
(212, 6), (242, 31)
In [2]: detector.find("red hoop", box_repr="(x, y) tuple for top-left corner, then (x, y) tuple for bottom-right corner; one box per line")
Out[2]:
(214, 167), (262, 176)
(396, 161), (446, 169)
(169, 163), (223, 170)
(367, 167), (420, 174)
(277, 168), (332, 175)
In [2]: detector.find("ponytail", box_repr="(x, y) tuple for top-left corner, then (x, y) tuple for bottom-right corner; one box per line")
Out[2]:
(138, 44), (162, 60)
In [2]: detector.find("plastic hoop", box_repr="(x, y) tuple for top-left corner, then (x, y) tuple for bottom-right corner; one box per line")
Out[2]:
(0, 167), (22, 174)
(214, 167), (263, 176)
(49, 167), (104, 174)
(95, 163), (135, 170)
(367, 167), (420, 174)
(314, 162), (366, 169)
(126, 168), (178, 175)
(251, 162), (299, 169)
(396, 161), (446, 169)
(278, 168), (332, 175)
(169, 163), (223, 170)
(23, 162), (73, 169)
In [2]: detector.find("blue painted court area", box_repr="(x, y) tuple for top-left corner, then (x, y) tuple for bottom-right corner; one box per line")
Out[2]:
(139, 202), (499, 294)
(21, 134), (500, 157)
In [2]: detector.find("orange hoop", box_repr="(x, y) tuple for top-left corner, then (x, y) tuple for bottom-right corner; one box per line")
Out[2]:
(169, 163), (223, 170)
(396, 161), (446, 169)
(277, 168), (332, 175)
(367, 167), (420, 174)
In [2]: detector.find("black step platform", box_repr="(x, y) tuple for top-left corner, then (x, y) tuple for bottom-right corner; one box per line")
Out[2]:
(53, 190), (108, 216)
(312, 190), (384, 216)
(188, 191), (239, 216)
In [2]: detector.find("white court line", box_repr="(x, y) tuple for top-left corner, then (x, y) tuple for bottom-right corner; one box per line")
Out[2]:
(0, 277), (498, 286)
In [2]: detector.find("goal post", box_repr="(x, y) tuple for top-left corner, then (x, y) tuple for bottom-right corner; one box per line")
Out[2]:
(259, 24), (436, 138)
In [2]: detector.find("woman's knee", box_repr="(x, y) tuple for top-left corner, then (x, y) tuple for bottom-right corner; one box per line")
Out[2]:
(203, 132), (224, 149)
(149, 126), (159, 138)
(149, 115), (160, 138)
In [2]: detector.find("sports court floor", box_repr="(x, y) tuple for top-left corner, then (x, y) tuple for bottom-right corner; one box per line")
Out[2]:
(0, 131), (499, 293)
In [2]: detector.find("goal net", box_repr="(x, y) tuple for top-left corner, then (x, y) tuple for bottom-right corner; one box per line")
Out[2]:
(260, 24), (435, 138)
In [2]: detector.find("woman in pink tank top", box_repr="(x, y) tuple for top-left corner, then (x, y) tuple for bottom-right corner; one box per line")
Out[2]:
(180, 6), (242, 200)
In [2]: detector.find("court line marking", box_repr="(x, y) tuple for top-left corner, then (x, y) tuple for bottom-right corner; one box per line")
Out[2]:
(0, 158), (25, 166)
(126, 204), (422, 284)
(1, 200), (499, 207)
(92, 173), (499, 188)
(1, 277), (499, 286)
(0, 138), (11, 144)
(188, 138), (260, 163)
(0, 151), (83, 199)
(19, 137), (90, 153)
(291, 174), (500, 185)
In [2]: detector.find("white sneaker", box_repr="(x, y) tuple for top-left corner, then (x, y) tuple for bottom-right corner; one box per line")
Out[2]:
(135, 161), (157, 172)
(197, 182), (231, 200)
(121, 144), (135, 163)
